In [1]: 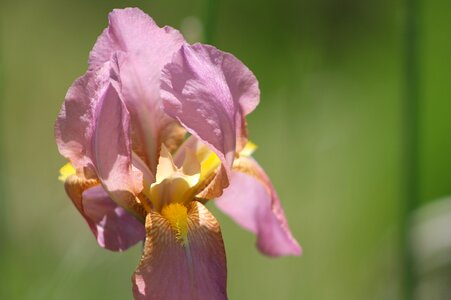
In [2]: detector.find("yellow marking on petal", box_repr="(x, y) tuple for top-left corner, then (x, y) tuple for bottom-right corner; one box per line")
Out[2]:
(200, 151), (221, 181)
(240, 141), (257, 157)
(161, 203), (189, 245)
(58, 163), (76, 182)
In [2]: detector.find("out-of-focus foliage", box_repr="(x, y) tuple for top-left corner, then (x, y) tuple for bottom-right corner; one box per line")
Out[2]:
(0, 0), (450, 299)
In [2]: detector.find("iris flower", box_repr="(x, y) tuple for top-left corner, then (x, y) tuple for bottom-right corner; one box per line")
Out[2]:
(55, 8), (301, 300)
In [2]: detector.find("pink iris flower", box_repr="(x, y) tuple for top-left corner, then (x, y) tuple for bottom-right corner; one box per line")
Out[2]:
(55, 8), (300, 300)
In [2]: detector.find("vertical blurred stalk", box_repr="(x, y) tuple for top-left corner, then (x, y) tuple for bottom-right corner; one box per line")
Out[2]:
(203, 0), (219, 44)
(0, 17), (8, 299)
(402, 0), (420, 298)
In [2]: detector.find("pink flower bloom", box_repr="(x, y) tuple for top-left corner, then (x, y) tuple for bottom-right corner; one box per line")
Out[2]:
(55, 8), (300, 299)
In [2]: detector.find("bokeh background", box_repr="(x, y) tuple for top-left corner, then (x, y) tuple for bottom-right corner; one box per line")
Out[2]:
(1, 0), (451, 299)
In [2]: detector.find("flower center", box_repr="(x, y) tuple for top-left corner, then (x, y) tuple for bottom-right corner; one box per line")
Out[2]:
(161, 203), (189, 244)
(147, 145), (201, 211)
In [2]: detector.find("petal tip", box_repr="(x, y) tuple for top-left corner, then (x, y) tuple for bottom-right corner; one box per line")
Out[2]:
(292, 243), (303, 256)
(257, 238), (303, 257)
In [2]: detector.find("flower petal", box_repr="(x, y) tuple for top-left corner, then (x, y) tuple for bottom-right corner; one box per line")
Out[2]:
(54, 63), (111, 177)
(92, 83), (144, 213)
(216, 157), (301, 256)
(132, 201), (227, 300)
(89, 8), (183, 71)
(81, 185), (146, 252)
(90, 8), (186, 171)
(161, 43), (260, 183)
(173, 135), (227, 199)
(64, 174), (98, 216)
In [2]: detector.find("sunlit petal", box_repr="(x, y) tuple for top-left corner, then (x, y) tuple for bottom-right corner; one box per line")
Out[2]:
(92, 83), (144, 215)
(161, 43), (260, 189)
(132, 201), (227, 300)
(216, 157), (301, 256)
(90, 8), (186, 171)
(55, 63), (111, 177)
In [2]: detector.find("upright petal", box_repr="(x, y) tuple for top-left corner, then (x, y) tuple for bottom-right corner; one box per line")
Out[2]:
(89, 8), (183, 71)
(92, 83), (144, 214)
(82, 185), (146, 251)
(55, 63), (111, 177)
(90, 8), (186, 171)
(161, 43), (260, 180)
(132, 201), (227, 300)
(216, 157), (301, 257)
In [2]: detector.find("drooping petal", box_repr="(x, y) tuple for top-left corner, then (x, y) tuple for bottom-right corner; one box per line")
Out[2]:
(81, 185), (146, 252)
(64, 174), (98, 216)
(216, 157), (301, 256)
(54, 63), (111, 177)
(64, 176), (144, 251)
(90, 8), (186, 171)
(161, 43), (260, 183)
(132, 201), (227, 300)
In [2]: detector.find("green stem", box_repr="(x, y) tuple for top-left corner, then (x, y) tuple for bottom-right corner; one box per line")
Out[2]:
(402, 0), (420, 298)
(0, 20), (9, 299)
(203, 0), (220, 44)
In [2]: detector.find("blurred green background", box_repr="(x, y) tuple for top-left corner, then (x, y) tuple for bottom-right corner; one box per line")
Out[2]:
(1, 0), (451, 299)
